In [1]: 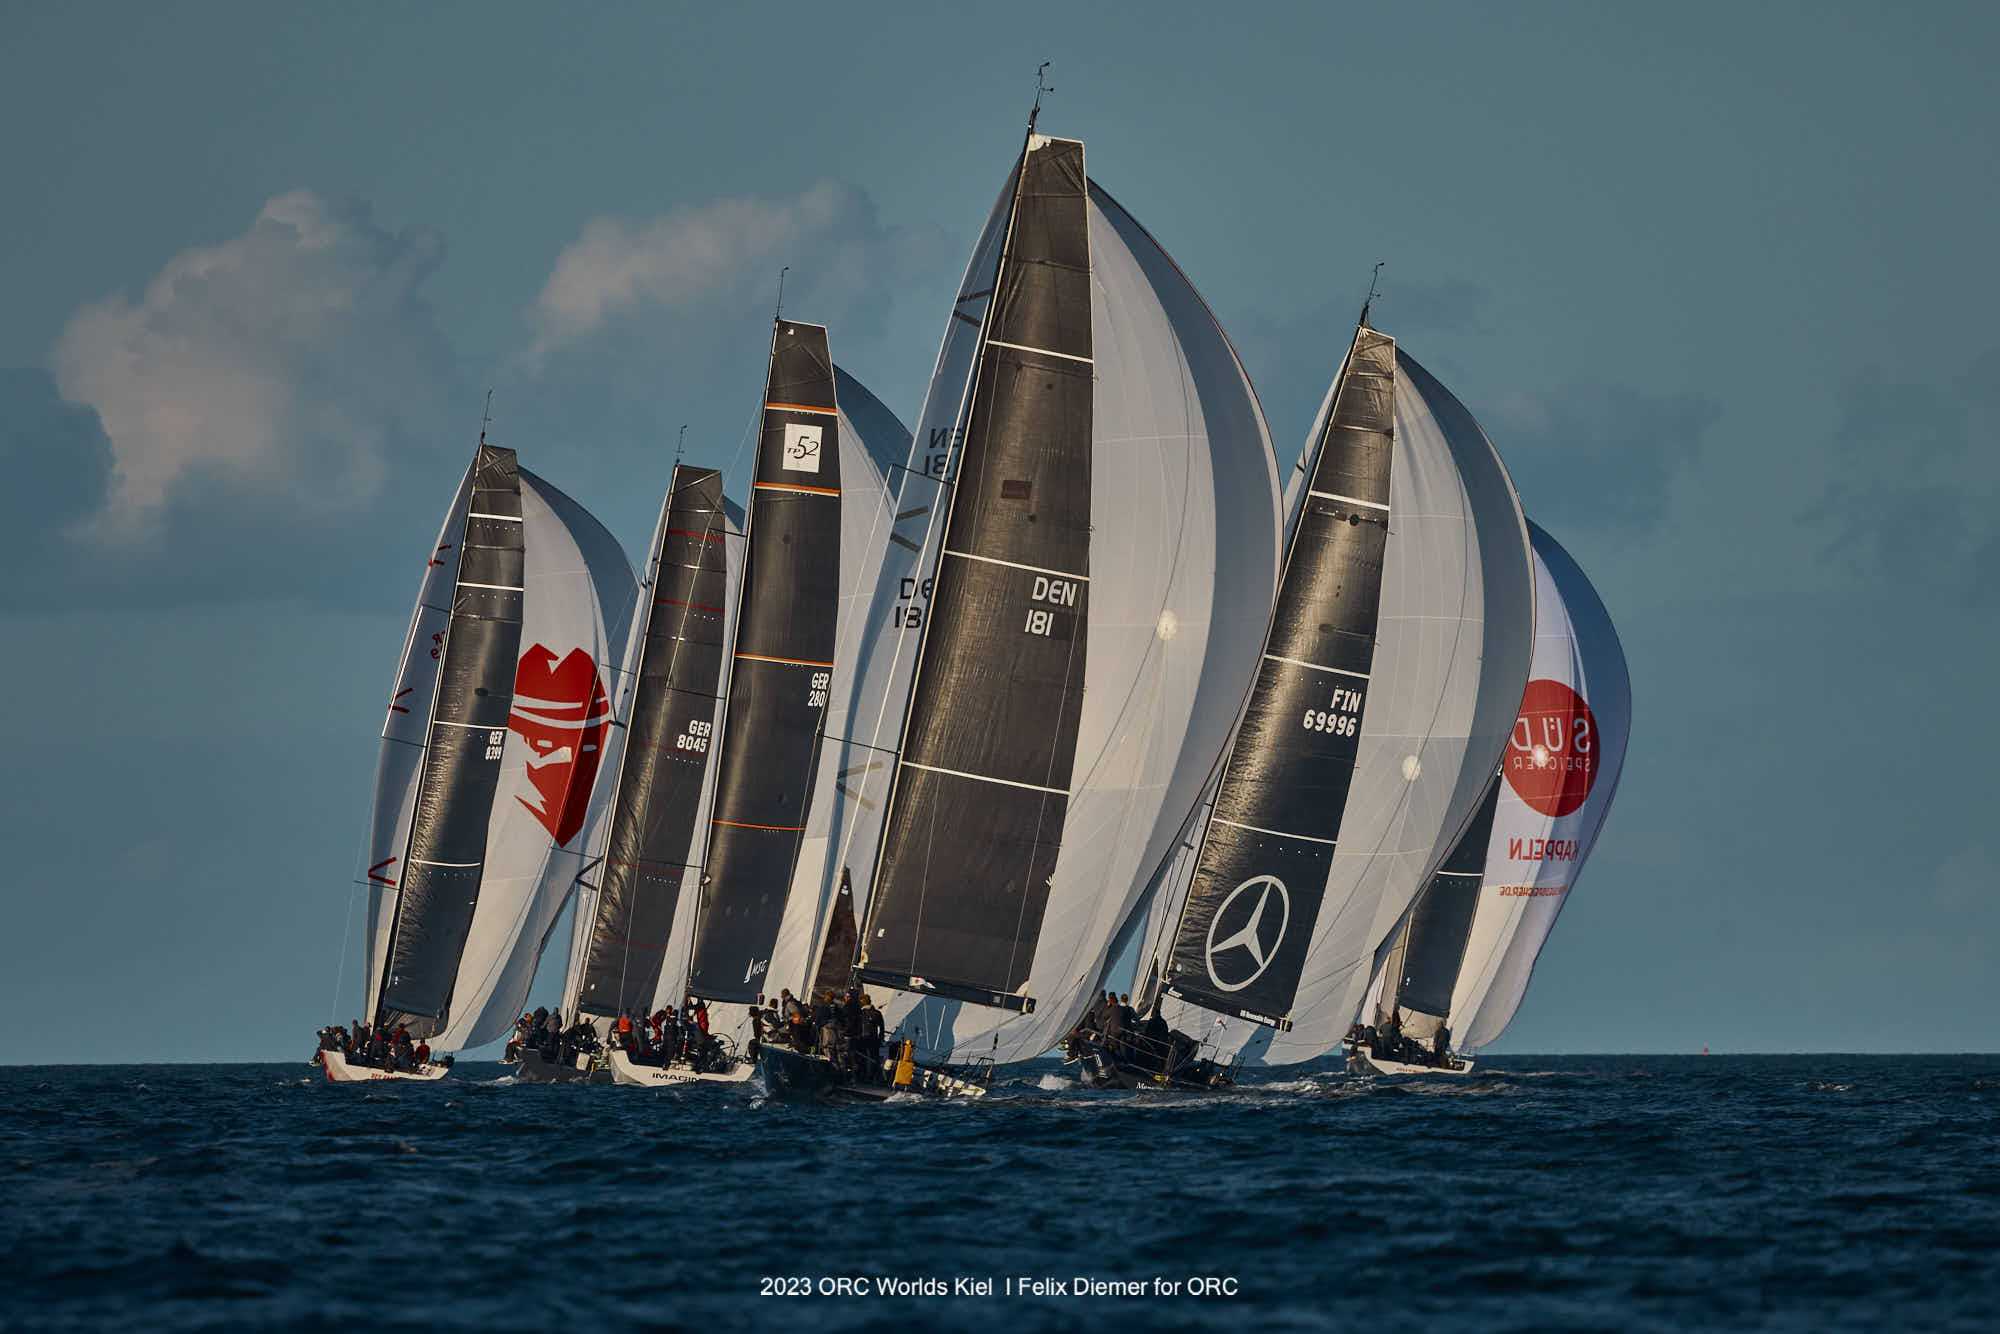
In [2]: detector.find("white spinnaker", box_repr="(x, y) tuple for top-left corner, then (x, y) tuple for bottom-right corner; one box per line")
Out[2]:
(714, 372), (911, 1048)
(362, 464), (474, 1017)
(1451, 522), (1630, 1051)
(428, 469), (636, 1050)
(880, 181), (1284, 1066)
(1166, 344), (1535, 1066)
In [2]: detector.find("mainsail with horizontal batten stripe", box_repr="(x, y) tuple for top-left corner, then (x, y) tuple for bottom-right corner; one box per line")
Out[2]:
(560, 465), (739, 1022)
(684, 321), (845, 1005)
(847, 124), (1284, 1068)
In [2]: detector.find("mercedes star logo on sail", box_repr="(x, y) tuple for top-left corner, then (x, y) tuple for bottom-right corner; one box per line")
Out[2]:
(1203, 874), (1291, 993)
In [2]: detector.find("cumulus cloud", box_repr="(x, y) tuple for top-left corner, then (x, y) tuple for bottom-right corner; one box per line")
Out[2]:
(529, 182), (908, 360)
(53, 190), (459, 534)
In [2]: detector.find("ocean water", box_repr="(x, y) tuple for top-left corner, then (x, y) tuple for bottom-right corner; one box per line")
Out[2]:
(3, 1054), (1996, 1332)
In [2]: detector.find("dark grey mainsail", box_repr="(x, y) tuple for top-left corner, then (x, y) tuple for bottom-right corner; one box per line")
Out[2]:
(1160, 324), (1398, 1029)
(856, 134), (1092, 1013)
(686, 322), (843, 1004)
(1375, 775), (1502, 1036)
(572, 466), (732, 1018)
(378, 442), (526, 1035)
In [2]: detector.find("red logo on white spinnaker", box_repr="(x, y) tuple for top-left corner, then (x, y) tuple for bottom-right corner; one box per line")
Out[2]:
(509, 645), (610, 845)
(1504, 678), (1597, 818)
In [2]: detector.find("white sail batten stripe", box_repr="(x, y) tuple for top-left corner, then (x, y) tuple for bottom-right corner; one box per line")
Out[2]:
(458, 581), (525, 592)
(467, 512), (523, 522)
(430, 719), (505, 731)
(1212, 817), (1338, 847)
(900, 760), (1068, 797)
(1263, 653), (1370, 681)
(1435, 870), (1483, 877)
(411, 858), (484, 868)
(1308, 489), (1391, 512)
(986, 338), (1094, 366)
(943, 548), (1090, 582)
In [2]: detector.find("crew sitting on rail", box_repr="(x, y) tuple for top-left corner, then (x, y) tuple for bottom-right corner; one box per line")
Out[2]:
(314, 1022), (440, 1072)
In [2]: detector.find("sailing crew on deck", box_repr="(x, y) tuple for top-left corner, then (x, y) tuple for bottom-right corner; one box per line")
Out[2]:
(1143, 999), (1172, 1064)
(1101, 998), (1128, 1054)
(860, 995), (885, 1079)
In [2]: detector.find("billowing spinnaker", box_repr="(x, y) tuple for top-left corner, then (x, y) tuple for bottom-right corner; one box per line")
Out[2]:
(362, 463), (474, 1018)
(867, 164), (1283, 1065)
(760, 369), (911, 1021)
(687, 322), (844, 1005)
(562, 467), (733, 1021)
(1450, 522), (1630, 1050)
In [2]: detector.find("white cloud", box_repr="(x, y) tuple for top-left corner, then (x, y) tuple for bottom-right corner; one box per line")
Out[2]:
(52, 190), (457, 535)
(528, 182), (902, 359)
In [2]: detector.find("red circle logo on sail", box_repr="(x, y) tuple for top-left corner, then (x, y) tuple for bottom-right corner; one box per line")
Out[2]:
(1504, 678), (1597, 818)
(509, 645), (611, 846)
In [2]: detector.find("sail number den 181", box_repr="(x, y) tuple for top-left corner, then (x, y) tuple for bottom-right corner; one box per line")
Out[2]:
(1303, 686), (1364, 737)
(1024, 576), (1080, 638)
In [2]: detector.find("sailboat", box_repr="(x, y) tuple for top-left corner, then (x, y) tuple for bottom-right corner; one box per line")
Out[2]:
(319, 432), (636, 1082)
(1124, 303), (1538, 1081)
(757, 109), (1284, 1101)
(513, 463), (743, 1084)
(1346, 520), (1630, 1074)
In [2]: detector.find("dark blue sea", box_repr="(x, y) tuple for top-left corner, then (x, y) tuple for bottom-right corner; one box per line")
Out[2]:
(4, 1055), (1996, 1332)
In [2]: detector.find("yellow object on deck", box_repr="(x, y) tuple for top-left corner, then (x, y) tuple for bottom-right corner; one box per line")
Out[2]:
(893, 1039), (916, 1088)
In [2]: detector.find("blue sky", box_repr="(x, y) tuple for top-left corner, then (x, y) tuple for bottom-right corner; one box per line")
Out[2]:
(3, 3), (1994, 1061)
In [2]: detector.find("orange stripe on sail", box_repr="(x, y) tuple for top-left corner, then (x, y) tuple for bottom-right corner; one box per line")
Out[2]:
(711, 818), (806, 832)
(753, 481), (840, 497)
(734, 651), (834, 668)
(764, 401), (838, 416)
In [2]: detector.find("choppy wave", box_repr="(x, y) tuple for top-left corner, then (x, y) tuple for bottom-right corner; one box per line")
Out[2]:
(3, 1054), (1996, 1331)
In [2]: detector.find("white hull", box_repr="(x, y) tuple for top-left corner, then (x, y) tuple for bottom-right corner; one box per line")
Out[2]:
(607, 1049), (754, 1087)
(320, 1050), (449, 1083)
(1347, 1048), (1475, 1077)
